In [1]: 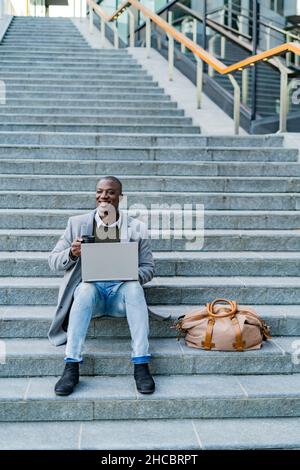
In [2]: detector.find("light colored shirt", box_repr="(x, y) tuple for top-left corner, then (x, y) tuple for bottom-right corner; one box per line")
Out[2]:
(94, 210), (122, 229)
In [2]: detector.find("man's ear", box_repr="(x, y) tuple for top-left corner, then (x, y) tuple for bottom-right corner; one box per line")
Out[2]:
(119, 194), (123, 202)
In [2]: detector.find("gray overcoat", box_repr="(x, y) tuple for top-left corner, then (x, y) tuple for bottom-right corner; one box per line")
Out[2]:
(47, 208), (166, 347)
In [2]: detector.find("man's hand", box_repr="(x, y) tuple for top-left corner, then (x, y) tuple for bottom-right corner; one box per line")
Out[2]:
(70, 237), (83, 258)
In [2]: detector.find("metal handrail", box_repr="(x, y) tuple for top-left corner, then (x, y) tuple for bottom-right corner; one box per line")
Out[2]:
(86, 0), (120, 47)
(87, 0), (300, 134)
(209, 3), (300, 42)
(134, 1), (251, 42)
(133, 1), (292, 74)
(206, 4), (300, 69)
(182, 2), (300, 70)
(109, 1), (300, 73)
(176, 2), (251, 41)
(265, 22), (300, 42)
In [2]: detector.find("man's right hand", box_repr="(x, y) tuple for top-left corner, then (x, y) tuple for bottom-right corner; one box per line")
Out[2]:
(70, 237), (83, 258)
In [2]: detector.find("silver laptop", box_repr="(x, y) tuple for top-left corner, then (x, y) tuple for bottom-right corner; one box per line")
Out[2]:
(81, 242), (139, 282)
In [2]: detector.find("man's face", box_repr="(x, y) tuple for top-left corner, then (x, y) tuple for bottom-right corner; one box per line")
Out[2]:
(96, 179), (122, 216)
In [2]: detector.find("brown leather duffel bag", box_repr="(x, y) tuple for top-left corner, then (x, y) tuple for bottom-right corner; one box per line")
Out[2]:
(175, 298), (271, 351)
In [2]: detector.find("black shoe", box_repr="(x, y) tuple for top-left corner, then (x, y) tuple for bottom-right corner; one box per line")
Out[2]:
(55, 362), (79, 396)
(134, 363), (155, 394)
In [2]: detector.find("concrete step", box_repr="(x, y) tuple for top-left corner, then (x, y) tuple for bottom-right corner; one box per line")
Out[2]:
(0, 190), (299, 210)
(4, 35), (86, 42)
(1, 99), (178, 108)
(12, 16), (73, 20)
(0, 158), (297, 177)
(0, 374), (300, 422)
(3, 84), (162, 92)
(0, 133), (285, 148)
(11, 19), (84, 23)
(9, 28), (76, 32)
(4, 31), (85, 36)
(7, 28), (80, 31)
(1, 61), (133, 70)
(1, 77), (157, 86)
(2, 37), (88, 42)
(0, 229), (299, 252)
(0, 124), (200, 135)
(0, 115), (192, 125)
(0, 65), (144, 73)
(1, 417), (300, 449)
(1, 175), (300, 193)
(0, 107), (185, 116)
(1, 276), (300, 305)
(1, 41), (90, 47)
(0, 52), (137, 61)
(9, 25), (78, 28)
(5, 34), (83, 39)
(0, 70), (150, 78)
(1, 209), (299, 230)
(7, 24), (81, 28)
(5, 147), (291, 161)
(0, 51), (130, 59)
(4, 92), (170, 101)
(0, 336), (296, 377)
(0, 53), (134, 61)
(1, 251), (300, 277)
(3, 31), (85, 36)
(0, 45), (104, 53)
(0, 58), (142, 66)
(0, 147), (295, 162)
(1, 304), (299, 338)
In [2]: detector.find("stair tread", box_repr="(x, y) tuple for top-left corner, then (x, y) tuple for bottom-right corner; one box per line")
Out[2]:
(0, 228), (298, 233)
(2, 175), (300, 180)
(0, 190), (297, 196)
(0, 146), (292, 152)
(1, 276), (300, 286)
(0, 304), (299, 320)
(1, 417), (300, 450)
(1, 251), (300, 259)
(1, 374), (300, 400)
(0, 336), (291, 356)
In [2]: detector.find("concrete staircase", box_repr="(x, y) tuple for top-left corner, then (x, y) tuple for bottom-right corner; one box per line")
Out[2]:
(1, 16), (300, 450)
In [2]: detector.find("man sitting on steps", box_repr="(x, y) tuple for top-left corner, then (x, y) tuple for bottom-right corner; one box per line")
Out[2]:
(48, 176), (156, 396)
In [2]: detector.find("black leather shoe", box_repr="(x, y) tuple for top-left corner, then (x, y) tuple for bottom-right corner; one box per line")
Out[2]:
(134, 363), (155, 394)
(55, 362), (79, 396)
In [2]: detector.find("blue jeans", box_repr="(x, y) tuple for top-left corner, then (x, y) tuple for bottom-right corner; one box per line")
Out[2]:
(65, 280), (151, 364)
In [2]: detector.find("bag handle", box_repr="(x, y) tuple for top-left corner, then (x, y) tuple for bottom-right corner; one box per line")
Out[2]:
(206, 298), (237, 318)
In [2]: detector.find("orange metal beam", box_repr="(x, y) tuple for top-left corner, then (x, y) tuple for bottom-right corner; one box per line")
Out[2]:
(87, 0), (300, 76)
(87, 0), (110, 22)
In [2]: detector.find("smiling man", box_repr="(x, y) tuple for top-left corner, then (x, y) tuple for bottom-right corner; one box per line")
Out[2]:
(48, 176), (156, 396)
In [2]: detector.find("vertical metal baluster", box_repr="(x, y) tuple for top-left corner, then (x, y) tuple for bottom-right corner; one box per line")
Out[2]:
(89, 4), (93, 34)
(228, 74), (241, 135)
(242, 68), (249, 106)
(128, 9), (135, 47)
(146, 17), (151, 58)
(194, 54), (203, 109)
